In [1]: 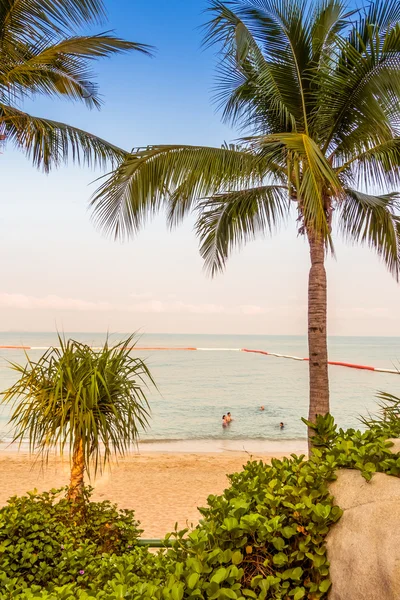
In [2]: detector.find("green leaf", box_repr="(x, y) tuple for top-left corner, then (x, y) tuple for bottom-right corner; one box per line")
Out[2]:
(272, 552), (288, 567)
(223, 518), (239, 532)
(293, 587), (306, 600)
(291, 567), (303, 580)
(272, 538), (285, 551)
(211, 568), (228, 584)
(319, 579), (332, 593)
(231, 551), (243, 565)
(219, 589), (237, 599)
(282, 526), (297, 538)
(188, 572), (200, 589)
(171, 584), (184, 600)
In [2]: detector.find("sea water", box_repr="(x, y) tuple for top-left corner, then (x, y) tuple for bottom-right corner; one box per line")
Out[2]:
(0, 333), (399, 447)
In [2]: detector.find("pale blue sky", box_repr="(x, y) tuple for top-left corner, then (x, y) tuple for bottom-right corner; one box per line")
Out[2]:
(0, 0), (399, 336)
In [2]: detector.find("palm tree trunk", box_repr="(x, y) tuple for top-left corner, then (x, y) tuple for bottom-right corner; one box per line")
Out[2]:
(68, 437), (85, 501)
(307, 232), (329, 450)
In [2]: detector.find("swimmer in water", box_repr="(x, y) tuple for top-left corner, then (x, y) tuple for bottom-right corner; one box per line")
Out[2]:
(280, 422), (284, 429)
(260, 406), (265, 411)
(226, 412), (232, 423)
(222, 415), (228, 428)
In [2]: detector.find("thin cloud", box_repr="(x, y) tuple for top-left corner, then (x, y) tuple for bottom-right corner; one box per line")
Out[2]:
(0, 292), (267, 316)
(0, 293), (112, 312)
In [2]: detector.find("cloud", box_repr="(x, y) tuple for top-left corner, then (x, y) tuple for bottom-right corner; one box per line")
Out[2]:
(130, 292), (153, 301)
(0, 293), (112, 312)
(0, 292), (267, 316)
(239, 304), (267, 315)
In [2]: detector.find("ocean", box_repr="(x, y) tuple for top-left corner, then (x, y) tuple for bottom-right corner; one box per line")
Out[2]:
(0, 333), (399, 449)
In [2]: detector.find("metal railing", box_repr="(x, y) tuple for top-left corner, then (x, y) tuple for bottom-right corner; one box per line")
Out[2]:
(137, 539), (173, 548)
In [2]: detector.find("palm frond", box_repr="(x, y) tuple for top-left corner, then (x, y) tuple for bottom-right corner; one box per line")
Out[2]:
(310, 0), (352, 63)
(255, 132), (342, 237)
(337, 138), (400, 189)
(196, 184), (289, 275)
(91, 144), (284, 239)
(317, 0), (400, 152)
(0, 104), (127, 170)
(0, 0), (106, 44)
(0, 34), (152, 107)
(339, 188), (400, 280)
(204, 0), (313, 133)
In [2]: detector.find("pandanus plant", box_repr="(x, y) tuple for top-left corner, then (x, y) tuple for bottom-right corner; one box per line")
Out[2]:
(91, 0), (400, 445)
(2, 336), (154, 501)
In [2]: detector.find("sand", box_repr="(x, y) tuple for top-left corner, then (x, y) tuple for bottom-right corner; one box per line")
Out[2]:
(0, 450), (290, 537)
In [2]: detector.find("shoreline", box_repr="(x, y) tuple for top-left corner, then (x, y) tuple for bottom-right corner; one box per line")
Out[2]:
(0, 437), (307, 455)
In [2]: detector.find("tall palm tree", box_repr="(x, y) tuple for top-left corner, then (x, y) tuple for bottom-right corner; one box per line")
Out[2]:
(0, 0), (151, 171)
(91, 0), (400, 444)
(2, 336), (154, 500)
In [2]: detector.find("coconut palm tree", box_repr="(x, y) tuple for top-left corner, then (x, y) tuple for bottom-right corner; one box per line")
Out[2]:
(2, 336), (154, 500)
(91, 0), (400, 444)
(0, 0), (151, 171)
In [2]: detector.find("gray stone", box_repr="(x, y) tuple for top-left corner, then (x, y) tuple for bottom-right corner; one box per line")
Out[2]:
(327, 469), (400, 600)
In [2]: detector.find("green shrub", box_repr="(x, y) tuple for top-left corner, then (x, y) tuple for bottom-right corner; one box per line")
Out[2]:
(0, 487), (142, 591)
(1, 415), (400, 599)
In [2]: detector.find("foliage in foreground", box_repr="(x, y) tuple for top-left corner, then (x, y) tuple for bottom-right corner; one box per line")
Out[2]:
(1, 409), (400, 599)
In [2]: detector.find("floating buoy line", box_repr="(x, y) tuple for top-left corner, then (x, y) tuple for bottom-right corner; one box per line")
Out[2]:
(0, 345), (398, 375)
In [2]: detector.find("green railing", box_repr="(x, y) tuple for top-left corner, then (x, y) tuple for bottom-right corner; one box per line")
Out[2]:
(137, 538), (173, 548)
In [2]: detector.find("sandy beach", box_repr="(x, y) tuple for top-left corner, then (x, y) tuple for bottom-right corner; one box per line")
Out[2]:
(0, 449), (300, 537)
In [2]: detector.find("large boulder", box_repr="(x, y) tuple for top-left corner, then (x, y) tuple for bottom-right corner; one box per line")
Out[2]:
(327, 462), (400, 599)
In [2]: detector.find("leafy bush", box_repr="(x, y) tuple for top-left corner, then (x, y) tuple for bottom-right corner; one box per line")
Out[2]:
(1, 415), (400, 599)
(0, 487), (142, 591)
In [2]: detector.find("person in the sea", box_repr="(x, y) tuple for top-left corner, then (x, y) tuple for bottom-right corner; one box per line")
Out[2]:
(222, 415), (228, 428)
(260, 406), (265, 411)
(226, 412), (232, 423)
(280, 422), (284, 429)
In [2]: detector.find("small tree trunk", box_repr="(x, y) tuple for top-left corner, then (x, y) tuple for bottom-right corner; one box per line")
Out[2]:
(68, 438), (85, 501)
(307, 232), (329, 451)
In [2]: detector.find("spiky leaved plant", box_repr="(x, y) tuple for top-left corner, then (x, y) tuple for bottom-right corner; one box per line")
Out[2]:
(2, 335), (154, 501)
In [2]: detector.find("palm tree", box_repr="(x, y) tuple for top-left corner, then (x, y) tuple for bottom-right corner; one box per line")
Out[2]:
(0, 0), (151, 171)
(2, 336), (154, 500)
(91, 0), (400, 445)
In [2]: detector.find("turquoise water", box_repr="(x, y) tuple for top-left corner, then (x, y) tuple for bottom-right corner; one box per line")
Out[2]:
(0, 333), (399, 444)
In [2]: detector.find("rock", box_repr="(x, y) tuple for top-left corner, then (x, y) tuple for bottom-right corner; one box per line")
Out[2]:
(327, 469), (400, 600)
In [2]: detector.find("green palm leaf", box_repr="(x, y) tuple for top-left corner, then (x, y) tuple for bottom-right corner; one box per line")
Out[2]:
(339, 189), (400, 279)
(0, 0), (106, 43)
(338, 138), (400, 189)
(255, 132), (342, 238)
(0, 34), (151, 107)
(0, 0), (152, 169)
(196, 184), (289, 275)
(91, 144), (284, 239)
(317, 0), (400, 152)
(0, 104), (127, 170)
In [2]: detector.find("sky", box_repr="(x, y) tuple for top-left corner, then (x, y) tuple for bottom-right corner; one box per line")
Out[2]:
(0, 0), (399, 336)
